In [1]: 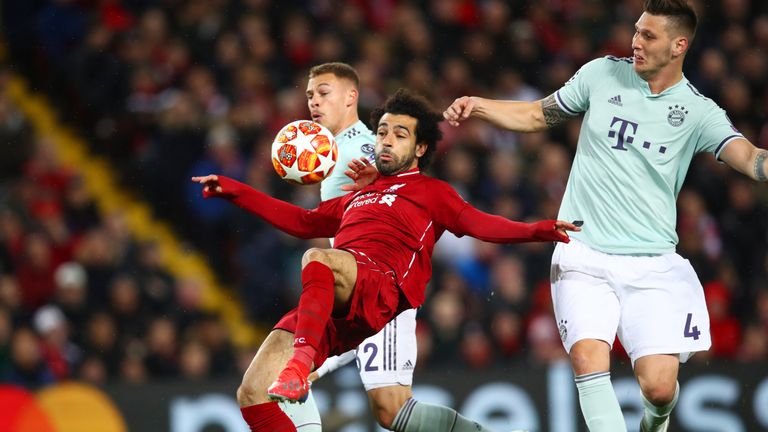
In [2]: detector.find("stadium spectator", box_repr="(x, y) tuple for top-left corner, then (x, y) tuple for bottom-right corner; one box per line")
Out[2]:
(33, 304), (81, 380)
(5, 326), (55, 389)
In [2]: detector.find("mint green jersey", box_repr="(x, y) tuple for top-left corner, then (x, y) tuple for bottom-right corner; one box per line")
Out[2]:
(555, 56), (743, 254)
(320, 120), (375, 201)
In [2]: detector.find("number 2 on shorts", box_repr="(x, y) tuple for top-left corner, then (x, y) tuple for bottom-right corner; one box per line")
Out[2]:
(683, 313), (700, 340)
(362, 343), (379, 371)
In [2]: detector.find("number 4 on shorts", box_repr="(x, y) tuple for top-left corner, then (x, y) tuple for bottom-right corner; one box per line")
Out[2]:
(684, 313), (700, 340)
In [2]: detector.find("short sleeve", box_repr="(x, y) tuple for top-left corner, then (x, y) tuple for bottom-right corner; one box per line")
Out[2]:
(695, 103), (744, 158)
(555, 58), (608, 115)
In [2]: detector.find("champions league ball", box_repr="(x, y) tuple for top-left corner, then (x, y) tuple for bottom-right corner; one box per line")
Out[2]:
(271, 120), (338, 185)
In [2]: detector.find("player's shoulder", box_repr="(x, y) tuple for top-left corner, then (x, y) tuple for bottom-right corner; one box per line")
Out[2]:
(602, 55), (635, 65)
(338, 121), (375, 160)
(569, 56), (631, 84)
(595, 55), (636, 74)
(679, 80), (721, 111)
(415, 174), (460, 195)
(340, 121), (375, 143)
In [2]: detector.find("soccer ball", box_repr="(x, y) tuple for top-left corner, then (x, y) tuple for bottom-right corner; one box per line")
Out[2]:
(271, 120), (338, 185)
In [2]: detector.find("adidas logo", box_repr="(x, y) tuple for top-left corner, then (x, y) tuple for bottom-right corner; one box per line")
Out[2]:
(402, 360), (414, 370)
(608, 95), (623, 106)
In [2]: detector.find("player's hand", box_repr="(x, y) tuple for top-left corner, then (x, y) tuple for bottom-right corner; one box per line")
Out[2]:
(191, 174), (223, 197)
(443, 96), (476, 127)
(554, 220), (582, 241)
(341, 158), (378, 191)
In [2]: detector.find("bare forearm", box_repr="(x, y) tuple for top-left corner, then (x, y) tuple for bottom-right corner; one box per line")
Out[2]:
(470, 97), (547, 132)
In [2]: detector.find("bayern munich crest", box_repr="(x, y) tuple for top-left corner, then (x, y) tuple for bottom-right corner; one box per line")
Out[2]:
(667, 105), (688, 127)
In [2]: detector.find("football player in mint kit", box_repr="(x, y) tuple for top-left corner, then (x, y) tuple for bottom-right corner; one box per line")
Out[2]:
(444, 1), (768, 430)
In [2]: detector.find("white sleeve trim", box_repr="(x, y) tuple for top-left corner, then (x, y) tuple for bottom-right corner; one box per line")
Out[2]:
(315, 349), (357, 378)
(714, 134), (744, 161)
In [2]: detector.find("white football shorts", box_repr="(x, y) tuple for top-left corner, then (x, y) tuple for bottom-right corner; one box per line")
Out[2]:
(355, 308), (417, 391)
(551, 239), (711, 365)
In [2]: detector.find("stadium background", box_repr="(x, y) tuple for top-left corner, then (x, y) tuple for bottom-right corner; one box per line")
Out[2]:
(0, 0), (767, 431)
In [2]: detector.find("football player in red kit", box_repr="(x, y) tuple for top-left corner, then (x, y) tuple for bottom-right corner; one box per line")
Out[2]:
(192, 89), (580, 432)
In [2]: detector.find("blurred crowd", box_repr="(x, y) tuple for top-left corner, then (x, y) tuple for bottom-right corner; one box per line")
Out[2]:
(1, 0), (768, 387)
(0, 72), (241, 387)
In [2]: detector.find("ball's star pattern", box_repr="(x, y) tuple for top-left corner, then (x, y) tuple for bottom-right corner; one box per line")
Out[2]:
(271, 120), (338, 184)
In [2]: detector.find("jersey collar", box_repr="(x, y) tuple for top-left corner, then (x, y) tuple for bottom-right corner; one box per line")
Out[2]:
(379, 167), (420, 182)
(396, 167), (420, 177)
(634, 72), (689, 98)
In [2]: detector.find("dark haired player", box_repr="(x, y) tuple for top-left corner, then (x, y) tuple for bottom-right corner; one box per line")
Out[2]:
(444, 1), (768, 431)
(194, 89), (579, 431)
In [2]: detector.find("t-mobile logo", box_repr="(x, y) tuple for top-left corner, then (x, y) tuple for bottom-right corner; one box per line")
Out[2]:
(607, 116), (666, 154)
(607, 116), (638, 151)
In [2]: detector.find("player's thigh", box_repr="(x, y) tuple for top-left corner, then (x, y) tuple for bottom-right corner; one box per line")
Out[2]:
(357, 308), (418, 391)
(325, 248), (358, 285)
(617, 253), (710, 365)
(238, 329), (294, 406)
(551, 243), (620, 354)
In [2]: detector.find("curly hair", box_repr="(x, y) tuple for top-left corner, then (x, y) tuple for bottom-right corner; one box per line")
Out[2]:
(370, 88), (443, 170)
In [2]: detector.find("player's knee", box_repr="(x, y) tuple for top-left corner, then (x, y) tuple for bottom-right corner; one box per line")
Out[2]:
(640, 380), (677, 406)
(371, 403), (399, 430)
(570, 340), (610, 375)
(571, 352), (598, 375)
(236, 380), (259, 407)
(368, 388), (412, 430)
(302, 248), (331, 267)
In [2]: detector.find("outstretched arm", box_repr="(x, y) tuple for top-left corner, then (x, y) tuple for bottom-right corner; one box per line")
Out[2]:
(191, 175), (341, 239)
(452, 205), (579, 243)
(442, 93), (574, 132)
(719, 138), (768, 182)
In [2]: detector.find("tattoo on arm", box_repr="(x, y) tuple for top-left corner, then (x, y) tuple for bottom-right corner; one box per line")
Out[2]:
(540, 94), (573, 128)
(755, 149), (768, 182)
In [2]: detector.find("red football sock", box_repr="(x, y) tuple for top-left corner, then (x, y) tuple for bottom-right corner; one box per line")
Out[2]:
(291, 261), (335, 376)
(240, 402), (297, 432)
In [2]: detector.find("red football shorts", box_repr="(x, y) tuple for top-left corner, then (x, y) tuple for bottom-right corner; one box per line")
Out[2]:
(274, 249), (411, 367)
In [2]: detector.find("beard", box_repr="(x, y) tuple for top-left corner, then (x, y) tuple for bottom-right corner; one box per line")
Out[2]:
(635, 47), (672, 81)
(375, 150), (416, 175)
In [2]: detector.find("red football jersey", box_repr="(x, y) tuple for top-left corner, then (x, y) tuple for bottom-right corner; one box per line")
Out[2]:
(213, 170), (567, 309)
(327, 168), (464, 307)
